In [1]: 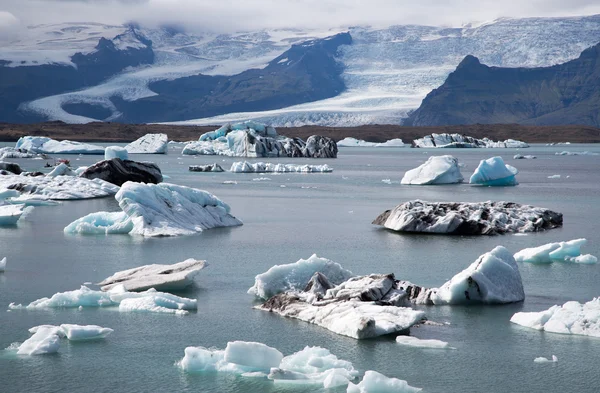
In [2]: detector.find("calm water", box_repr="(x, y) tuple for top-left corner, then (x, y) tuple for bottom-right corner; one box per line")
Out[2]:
(1, 143), (599, 393)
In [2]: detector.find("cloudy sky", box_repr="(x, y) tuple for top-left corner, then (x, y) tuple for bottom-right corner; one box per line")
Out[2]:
(2, 0), (600, 33)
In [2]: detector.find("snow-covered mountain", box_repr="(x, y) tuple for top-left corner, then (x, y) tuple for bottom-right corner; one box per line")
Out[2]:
(3, 15), (600, 125)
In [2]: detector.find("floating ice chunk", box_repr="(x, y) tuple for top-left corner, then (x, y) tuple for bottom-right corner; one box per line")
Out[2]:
(347, 370), (421, 393)
(534, 355), (558, 363)
(413, 133), (527, 149)
(514, 239), (596, 264)
(0, 147), (38, 159)
(555, 151), (598, 156)
(125, 134), (168, 154)
(63, 211), (133, 234)
(248, 254), (354, 299)
(9, 285), (116, 309)
(401, 155), (463, 185)
(15, 136), (104, 154)
(16, 326), (61, 355)
(178, 346), (226, 372)
(0, 174), (119, 200)
(6, 194), (60, 206)
(225, 341), (283, 371)
(511, 298), (600, 337)
(118, 296), (190, 315)
(0, 188), (20, 199)
(223, 180), (237, 184)
(514, 154), (536, 159)
(0, 204), (27, 226)
(395, 336), (454, 349)
(338, 138), (405, 147)
(46, 163), (77, 177)
(0, 257), (5, 272)
(230, 161), (333, 173)
(29, 324), (113, 341)
(188, 164), (224, 172)
(104, 146), (129, 160)
(97, 259), (206, 291)
(470, 156), (518, 186)
(547, 174), (561, 179)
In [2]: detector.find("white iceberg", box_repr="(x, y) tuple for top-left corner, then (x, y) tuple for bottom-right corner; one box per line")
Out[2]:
(125, 134), (168, 154)
(400, 155), (463, 185)
(514, 154), (536, 159)
(0, 174), (119, 200)
(469, 156), (518, 186)
(105, 146), (129, 160)
(188, 164), (224, 172)
(46, 162), (77, 177)
(413, 133), (528, 149)
(555, 151), (598, 156)
(511, 298), (600, 337)
(230, 161), (333, 173)
(0, 257), (5, 272)
(338, 137), (405, 147)
(534, 355), (558, 363)
(0, 147), (39, 159)
(97, 259), (207, 291)
(16, 326), (61, 355)
(248, 254), (354, 299)
(514, 239), (597, 264)
(347, 370), (421, 393)
(30, 324), (113, 341)
(395, 336), (454, 349)
(9, 285), (197, 315)
(65, 182), (242, 237)
(15, 136), (104, 154)
(0, 204), (27, 226)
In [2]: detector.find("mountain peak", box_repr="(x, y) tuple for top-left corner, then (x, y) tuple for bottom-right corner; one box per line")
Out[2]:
(457, 55), (481, 69)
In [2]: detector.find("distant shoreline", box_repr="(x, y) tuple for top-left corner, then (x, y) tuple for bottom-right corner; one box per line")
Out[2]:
(1, 121), (599, 144)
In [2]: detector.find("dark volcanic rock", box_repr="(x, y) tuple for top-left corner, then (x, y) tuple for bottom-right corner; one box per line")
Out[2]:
(372, 200), (563, 235)
(80, 158), (162, 186)
(0, 162), (22, 174)
(405, 43), (600, 127)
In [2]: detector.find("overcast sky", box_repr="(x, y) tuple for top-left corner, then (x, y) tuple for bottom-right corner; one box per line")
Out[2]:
(2, 0), (600, 33)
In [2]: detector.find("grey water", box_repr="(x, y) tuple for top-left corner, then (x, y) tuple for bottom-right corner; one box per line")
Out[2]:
(1, 142), (599, 393)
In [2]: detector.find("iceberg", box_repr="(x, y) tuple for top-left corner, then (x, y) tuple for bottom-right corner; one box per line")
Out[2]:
(64, 211), (133, 234)
(9, 284), (197, 315)
(413, 133), (528, 149)
(555, 151), (598, 156)
(97, 259), (206, 291)
(0, 147), (40, 160)
(105, 146), (129, 160)
(16, 326), (61, 355)
(400, 155), (463, 185)
(248, 254), (354, 299)
(0, 257), (5, 272)
(514, 239), (597, 264)
(80, 158), (163, 186)
(510, 298), (600, 337)
(15, 136), (104, 154)
(513, 154), (536, 159)
(372, 200), (562, 235)
(395, 336), (454, 349)
(30, 324), (113, 341)
(125, 134), (168, 154)
(0, 174), (119, 200)
(230, 161), (333, 173)
(337, 137), (405, 147)
(469, 156), (518, 186)
(534, 355), (558, 363)
(182, 122), (337, 158)
(347, 370), (421, 393)
(0, 204), (27, 226)
(46, 162), (77, 177)
(188, 164), (224, 172)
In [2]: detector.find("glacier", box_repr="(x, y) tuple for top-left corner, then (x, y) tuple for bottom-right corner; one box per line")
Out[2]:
(510, 298), (600, 338)
(395, 336), (454, 350)
(347, 370), (421, 393)
(400, 155), (463, 185)
(97, 259), (207, 292)
(338, 138), (405, 147)
(230, 161), (333, 173)
(469, 157), (519, 186)
(65, 182), (242, 237)
(372, 200), (562, 235)
(0, 174), (119, 200)
(105, 146), (129, 160)
(125, 134), (168, 154)
(513, 238), (597, 264)
(15, 136), (104, 155)
(413, 134), (528, 149)
(248, 254), (355, 299)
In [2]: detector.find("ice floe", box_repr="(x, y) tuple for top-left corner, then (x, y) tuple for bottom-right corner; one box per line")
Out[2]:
(125, 133), (168, 154)
(15, 136), (104, 154)
(182, 121), (337, 158)
(97, 259), (206, 291)
(413, 133), (528, 149)
(105, 146), (129, 160)
(511, 298), (600, 337)
(514, 239), (597, 264)
(80, 158), (163, 186)
(372, 200), (562, 235)
(395, 336), (454, 349)
(547, 174), (561, 179)
(12, 324), (113, 356)
(534, 355), (558, 363)
(9, 285), (197, 315)
(400, 155), (463, 185)
(514, 154), (536, 159)
(347, 370), (421, 393)
(0, 204), (28, 226)
(188, 163), (224, 172)
(0, 147), (41, 160)
(469, 156), (518, 186)
(230, 161), (333, 173)
(0, 174), (119, 200)
(47, 162), (77, 177)
(555, 151), (598, 156)
(338, 137), (405, 147)
(248, 254), (354, 299)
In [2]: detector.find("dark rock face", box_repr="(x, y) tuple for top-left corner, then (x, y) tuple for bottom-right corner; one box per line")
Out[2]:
(405, 43), (600, 127)
(188, 163), (224, 172)
(0, 162), (22, 174)
(372, 200), (563, 235)
(80, 158), (162, 186)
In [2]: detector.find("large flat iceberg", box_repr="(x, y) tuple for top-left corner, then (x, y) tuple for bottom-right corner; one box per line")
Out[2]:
(372, 200), (562, 235)
(338, 137), (405, 147)
(15, 136), (104, 154)
(470, 156), (518, 186)
(97, 259), (207, 291)
(513, 238), (597, 264)
(0, 174), (119, 200)
(230, 161), (333, 173)
(65, 182), (242, 237)
(413, 133), (528, 149)
(125, 133), (168, 154)
(401, 155), (463, 185)
(510, 298), (600, 338)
